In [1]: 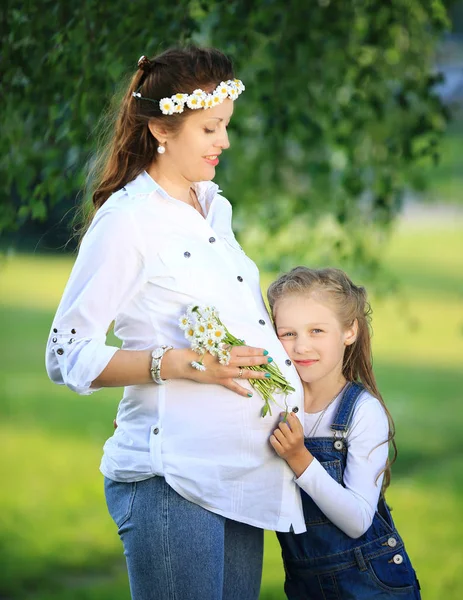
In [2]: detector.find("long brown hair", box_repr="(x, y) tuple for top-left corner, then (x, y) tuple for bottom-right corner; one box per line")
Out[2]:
(86, 46), (234, 220)
(267, 266), (397, 493)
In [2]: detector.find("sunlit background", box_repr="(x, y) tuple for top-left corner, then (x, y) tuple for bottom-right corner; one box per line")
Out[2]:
(1, 2), (462, 599)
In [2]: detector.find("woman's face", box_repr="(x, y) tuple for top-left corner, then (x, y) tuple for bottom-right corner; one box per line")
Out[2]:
(273, 294), (357, 388)
(153, 98), (234, 184)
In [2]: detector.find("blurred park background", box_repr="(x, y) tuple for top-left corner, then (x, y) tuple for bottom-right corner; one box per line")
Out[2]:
(1, 1), (463, 598)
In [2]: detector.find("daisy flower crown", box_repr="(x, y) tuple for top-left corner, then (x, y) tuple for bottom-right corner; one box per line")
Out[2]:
(132, 79), (245, 115)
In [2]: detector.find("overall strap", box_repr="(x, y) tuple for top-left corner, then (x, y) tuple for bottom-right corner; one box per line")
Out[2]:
(330, 382), (365, 433)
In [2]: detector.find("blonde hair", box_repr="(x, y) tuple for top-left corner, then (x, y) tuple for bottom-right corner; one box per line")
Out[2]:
(267, 266), (396, 493)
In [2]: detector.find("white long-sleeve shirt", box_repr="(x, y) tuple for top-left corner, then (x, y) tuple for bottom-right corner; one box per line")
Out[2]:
(297, 390), (390, 538)
(45, 171), (306, 533)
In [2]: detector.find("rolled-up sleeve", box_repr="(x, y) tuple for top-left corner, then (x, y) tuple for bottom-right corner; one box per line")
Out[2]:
(46, 202), (146, 395)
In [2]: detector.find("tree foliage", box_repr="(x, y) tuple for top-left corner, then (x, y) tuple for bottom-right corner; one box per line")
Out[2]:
(1, 0), (450, 264)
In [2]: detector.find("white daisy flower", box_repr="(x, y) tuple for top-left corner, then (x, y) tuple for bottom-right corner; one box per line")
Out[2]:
(205, 95), (214, 109)
(208, 344), (220, 356)
(186, 94), (203, 109)
(194, 322), (208, 338)
(192, 89), (207, 99)
(218, 349), (231, 365)
(174, 103), (184, 113)
(159, 98), (175, 115)
(211, 93), (222, 106)
(191, 361), (206, 371)
(174, 93), (188, 104)
(234, 79), (245, 92)
(184, 326), (196, 340)
(210, 326), (225, 342)
(205, 337), (217, 350)
(229, 87), (239, 100)
(216, 82), (230, 99)
(191, 339), (205, 354)
(179, 315), (191, 330)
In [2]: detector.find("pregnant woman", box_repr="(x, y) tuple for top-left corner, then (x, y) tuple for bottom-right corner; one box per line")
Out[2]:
(46, 46), (304, 600)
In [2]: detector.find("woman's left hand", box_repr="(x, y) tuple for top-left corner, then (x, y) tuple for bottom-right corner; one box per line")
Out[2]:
(269, 412), (313, 477)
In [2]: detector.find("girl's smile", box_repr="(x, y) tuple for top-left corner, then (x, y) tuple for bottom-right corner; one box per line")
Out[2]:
(293, 358), (318, 367)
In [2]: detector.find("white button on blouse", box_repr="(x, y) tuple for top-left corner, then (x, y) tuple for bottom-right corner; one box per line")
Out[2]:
(45, 171), (305, 533)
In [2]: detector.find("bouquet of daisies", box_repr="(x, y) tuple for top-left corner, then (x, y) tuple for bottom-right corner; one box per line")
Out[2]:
(179, 305), (295, 417)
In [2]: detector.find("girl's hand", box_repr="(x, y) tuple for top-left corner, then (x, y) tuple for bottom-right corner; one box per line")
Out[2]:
(161, 346), (273, 398)
(270, 412), (313, 477)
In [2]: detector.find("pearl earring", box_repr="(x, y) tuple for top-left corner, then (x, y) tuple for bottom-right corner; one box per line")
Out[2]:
(157, 144), (166, 155)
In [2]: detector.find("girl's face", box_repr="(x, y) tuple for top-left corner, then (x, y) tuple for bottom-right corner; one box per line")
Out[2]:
(274, 294), (357, 387)
(150, 98), (234, 184)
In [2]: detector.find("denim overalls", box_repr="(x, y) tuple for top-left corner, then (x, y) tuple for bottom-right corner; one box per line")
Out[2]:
(277, 382), (421, 599)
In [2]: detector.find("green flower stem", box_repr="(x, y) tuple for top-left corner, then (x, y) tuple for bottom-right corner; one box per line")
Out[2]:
(190, 310), (292, 417)
(218, 326), (294, 418)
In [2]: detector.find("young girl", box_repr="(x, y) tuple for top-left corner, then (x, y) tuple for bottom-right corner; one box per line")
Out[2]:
(267, 266), (421, 599)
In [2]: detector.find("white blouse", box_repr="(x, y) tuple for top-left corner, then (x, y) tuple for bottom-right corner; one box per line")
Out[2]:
(46, 171), (306, 533)
(298, 390), (390, 538)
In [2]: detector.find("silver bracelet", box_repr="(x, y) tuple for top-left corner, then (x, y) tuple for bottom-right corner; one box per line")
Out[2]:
(150, 345), (173, 384)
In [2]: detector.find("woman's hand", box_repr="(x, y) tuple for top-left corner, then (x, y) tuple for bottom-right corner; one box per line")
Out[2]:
(113, 345), (273, 429)
(269, 412), (313, 478)
(161, 346), (273, 397)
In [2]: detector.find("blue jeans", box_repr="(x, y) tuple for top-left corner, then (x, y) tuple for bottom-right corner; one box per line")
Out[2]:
(104, 476), (263, 600)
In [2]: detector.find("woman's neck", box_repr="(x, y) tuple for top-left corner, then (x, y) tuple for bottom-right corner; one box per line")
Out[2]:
(147, 163), (192, 205)
(303, 374), (347, 413)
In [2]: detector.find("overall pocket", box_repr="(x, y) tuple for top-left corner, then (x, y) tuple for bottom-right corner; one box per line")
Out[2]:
(365, 549), (416, 594)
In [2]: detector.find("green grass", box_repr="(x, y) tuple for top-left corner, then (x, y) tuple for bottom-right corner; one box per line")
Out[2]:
(0, 218), (462, 599)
